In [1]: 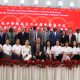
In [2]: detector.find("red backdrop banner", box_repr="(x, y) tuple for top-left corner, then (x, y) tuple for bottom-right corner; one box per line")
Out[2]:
(0, 6), (80, 31)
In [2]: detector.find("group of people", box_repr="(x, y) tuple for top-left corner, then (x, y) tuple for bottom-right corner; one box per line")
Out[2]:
(0, 26), (80, 61)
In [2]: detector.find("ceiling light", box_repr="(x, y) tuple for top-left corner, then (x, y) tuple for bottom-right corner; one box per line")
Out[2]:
(4, 0), (8, 4)
(20, 0), (25, 5)
(58, 1), (63, 7)
(34, 0), (38, 5)
(46, 1), (51, 6)
(70, 2), (74, 7)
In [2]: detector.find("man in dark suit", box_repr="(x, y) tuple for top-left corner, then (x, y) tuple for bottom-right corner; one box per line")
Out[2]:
(17, 27), (29, 45)
(65, 28), (76, 46)
(31, 38), (46, 60)
(0, 28), (6, 45)
(49, 28), (61, 46)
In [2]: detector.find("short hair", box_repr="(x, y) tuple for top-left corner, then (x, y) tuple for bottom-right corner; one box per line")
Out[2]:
(53, 28), (57, 31)
(9, 27), (13, 32)
(33, 26), (37, 30)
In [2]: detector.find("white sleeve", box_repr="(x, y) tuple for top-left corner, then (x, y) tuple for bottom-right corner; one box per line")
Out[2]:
(21, 46), (24, 56)
(77, 48), (80, 53)
(70, 47), (72, 53)
(60, 47), (63, 53)
(62, 47), (64, 52)
(10, 45), (12, 50)
(21, 46), (27, 57)
(12, 45), (15, 51)
(2, 45), (5, 53)
(29, 46), (31, 54)
(9, 45), (12, 55)
(51, 46), (54, 52)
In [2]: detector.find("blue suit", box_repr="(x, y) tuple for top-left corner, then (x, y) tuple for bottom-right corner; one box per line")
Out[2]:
(49, 32), (61, 46)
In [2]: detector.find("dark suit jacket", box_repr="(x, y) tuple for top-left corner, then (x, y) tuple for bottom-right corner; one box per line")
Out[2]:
(0, 33), (6, 45)
(49, 32), (61, 46)
(65, 34), (76, 46)
(6, 32), (16, 45)
(60, 34), (66, 45)
(17, 32), (29, 45)
(31, 44), (44, 55)
(31, 44), (48, 60)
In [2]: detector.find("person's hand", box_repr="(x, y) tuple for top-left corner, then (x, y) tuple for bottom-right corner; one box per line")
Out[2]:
(39, 52), (42, 56)
(51, 51), (55, 54)
(0, 48), (2, 52)
(17, 54), (21, 57)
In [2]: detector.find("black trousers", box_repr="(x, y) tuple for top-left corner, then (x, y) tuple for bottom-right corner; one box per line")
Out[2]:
(35, 53), (48, 60)
(56, 54), (63, 61)
(11, 53), (22, 60)
(0, 52), (4, 59)
(71, 54), (80, 60)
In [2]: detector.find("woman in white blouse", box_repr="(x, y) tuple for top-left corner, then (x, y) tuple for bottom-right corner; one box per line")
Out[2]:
(71, 41), (80, 60)
(62, 41), (72, 60)
(44, 40), (52, 60)
(51, 40), (63, 61)
(22, 40), (32, 60)
(3, 39), (12, 58)
(12, 39), (22, 60)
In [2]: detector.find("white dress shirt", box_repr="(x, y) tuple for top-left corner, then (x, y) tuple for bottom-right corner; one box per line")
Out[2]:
(51, 46), (62, 56)
(22, 45), (32, 60)
(3, 44), (12, 55)
(44, 47), (51, 54)
(72, 47), (80, 54)
(62, 46), (72, 54)
(54, 32), (56, 36)
(69, 34), (72, 43)
(12, 44), (22, 55)
(62, 47), (72, 60)
(74, 32), (80, 43)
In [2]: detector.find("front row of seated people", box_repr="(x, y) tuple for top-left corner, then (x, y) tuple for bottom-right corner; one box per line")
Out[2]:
(0, 38), (80, 61)
(0, 39), (32, 60)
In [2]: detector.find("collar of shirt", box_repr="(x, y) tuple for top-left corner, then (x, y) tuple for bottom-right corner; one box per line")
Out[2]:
(69, 34), (72, 36)
(22, 32), (24, 34)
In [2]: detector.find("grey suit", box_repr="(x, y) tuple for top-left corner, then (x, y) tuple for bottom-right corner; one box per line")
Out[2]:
(41, 31), (50, 45)
(6, 32), (16, 45)
(29, 30), (38, 45)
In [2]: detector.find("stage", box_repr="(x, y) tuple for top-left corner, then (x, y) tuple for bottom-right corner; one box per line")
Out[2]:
(0, 59), (80, 80)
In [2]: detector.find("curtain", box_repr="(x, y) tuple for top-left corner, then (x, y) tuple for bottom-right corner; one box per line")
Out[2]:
(0, 66), (80, 80)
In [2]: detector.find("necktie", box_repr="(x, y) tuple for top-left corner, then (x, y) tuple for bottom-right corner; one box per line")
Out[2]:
(34, 31), (37, 40)
(11, 33), (13, 44)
